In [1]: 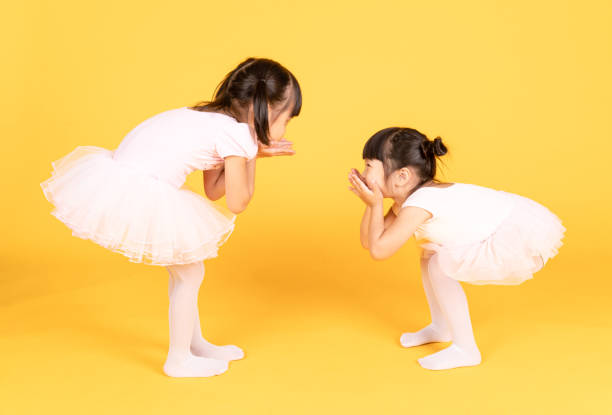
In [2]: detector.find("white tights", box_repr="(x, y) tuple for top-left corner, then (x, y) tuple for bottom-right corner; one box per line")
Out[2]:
(400, 253), (482, 370)
(163, 261), (243, 378)
(162, 254), (479, 375)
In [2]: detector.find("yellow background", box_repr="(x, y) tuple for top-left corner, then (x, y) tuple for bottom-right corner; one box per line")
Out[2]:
(2, 0), (611, 413)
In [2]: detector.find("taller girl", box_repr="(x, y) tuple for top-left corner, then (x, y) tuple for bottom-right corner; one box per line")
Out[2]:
(41, 58), (302, 378)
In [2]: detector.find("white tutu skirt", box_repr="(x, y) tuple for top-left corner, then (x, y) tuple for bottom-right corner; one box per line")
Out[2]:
(40, 146), (236, 266)
(421, 191), (566, 285)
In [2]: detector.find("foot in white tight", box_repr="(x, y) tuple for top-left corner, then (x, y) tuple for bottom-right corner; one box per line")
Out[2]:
(400, 323), (452, 347)
(163, 353), (229, 378)
(418, 344), (482, 370)
(191, 339), (245, 361)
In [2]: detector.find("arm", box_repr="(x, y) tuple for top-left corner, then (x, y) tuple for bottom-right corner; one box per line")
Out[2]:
(224, 156), (255, 214)
(219, 140), (293, 214)
(360, 206), (397, 249)
(203, 167), (226, 201)
(367, 202), (431, 260)
(246, 157), (256, 197)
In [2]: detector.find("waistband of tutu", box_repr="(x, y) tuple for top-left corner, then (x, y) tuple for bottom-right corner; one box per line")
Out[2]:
(111, 158), (177, 187)
(418, 193), (521, 252)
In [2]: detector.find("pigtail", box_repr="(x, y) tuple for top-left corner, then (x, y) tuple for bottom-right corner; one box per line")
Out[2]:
(252, 79), (270, 145)
(190, 57), (302, 146)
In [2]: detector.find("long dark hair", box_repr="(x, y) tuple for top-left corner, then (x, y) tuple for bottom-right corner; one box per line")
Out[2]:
(190, 57), (302, 145)
(362, 127), (448, 188)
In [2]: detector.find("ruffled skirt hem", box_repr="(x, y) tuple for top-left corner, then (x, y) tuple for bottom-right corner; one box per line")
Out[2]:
(41, 146), (236, 266)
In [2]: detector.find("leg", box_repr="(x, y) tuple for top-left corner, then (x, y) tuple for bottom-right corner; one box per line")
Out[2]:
(400, 253), (452, 347)
(187, 263), (244, 361)
(163, 261), (228, 378)
(417, 254), (482, 370)
(167, 264), (244, 361)
(168, 268), (175, 298)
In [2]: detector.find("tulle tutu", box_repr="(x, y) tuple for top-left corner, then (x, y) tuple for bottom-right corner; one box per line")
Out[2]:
(40, 146), (236, 266)
(421, 191), (566, 285)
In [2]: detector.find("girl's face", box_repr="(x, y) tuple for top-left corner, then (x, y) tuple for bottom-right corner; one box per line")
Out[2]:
(245, 103), (293, 143)
(362, 159), (390, 196)
(362, 159), (416, 198)
(267, 105), (293, 142)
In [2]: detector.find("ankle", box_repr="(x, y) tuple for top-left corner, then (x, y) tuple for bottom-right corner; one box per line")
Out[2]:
(190, 337), (210, 347)
(453, 342), (480, 356)
(429, 322), (451, 334)
(166, 351), (192, 362)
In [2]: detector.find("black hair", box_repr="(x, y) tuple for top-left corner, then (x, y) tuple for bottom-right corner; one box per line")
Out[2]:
(190, 57), (302, 145)
(362, 127), (448, 187)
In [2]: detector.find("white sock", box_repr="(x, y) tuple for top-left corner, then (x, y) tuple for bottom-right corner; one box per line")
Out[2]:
(163, 352), (229, 378)
(190, 313), (245, 361)
(164, 262), (229, 377)
(417, 344), (481, 370)
(400, 323), (452, 347)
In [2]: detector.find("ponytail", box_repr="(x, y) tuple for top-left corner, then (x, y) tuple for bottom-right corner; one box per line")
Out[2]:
(253, 79), (270, 145)
(422, 136), (447, 180)
(431, 137), (447, 157)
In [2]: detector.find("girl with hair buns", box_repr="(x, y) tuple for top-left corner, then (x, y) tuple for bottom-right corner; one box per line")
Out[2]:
(41, 57), (302, 378)
(348, 127), (565, 370)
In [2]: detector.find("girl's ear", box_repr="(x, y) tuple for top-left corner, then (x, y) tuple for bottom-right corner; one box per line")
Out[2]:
(397, 167), (412, 184)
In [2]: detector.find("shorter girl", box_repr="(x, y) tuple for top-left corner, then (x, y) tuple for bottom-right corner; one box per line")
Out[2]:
(348, 127), (565, 370)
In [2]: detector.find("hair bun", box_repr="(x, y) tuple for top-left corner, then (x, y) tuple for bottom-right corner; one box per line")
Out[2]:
(431, 137), (448, 157)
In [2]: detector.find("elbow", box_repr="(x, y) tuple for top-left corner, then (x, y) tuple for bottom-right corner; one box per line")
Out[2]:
(203, 181), (224, 201)
(369, 245), (387, 261)
(204, 189), (222, 201)
(360, 239), (369, 250)
(226, 196), (251, 214)
(227, 202), (247, 214)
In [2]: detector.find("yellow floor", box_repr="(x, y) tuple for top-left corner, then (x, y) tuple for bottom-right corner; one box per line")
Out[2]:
(4, 0), (612, 413)
(2, 228), (610, 414)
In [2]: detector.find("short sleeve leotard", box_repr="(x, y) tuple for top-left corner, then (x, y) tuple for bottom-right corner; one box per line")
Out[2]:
(399, 183), (565, 285)
(40, 106), (258, 265)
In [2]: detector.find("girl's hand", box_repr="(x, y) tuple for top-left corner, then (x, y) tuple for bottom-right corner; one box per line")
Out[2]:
(348, 169), (383, 206)
(350, 168), (366, 184)
(257, 139), (295, 158)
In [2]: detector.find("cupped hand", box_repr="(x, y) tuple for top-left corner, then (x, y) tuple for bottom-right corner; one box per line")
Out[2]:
(350, 168), (367, 184)
(257, 139), (295, 158)
(348, 169), (383, 206)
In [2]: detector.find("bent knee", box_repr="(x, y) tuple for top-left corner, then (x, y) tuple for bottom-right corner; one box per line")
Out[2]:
(426, 253), (447, 279)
